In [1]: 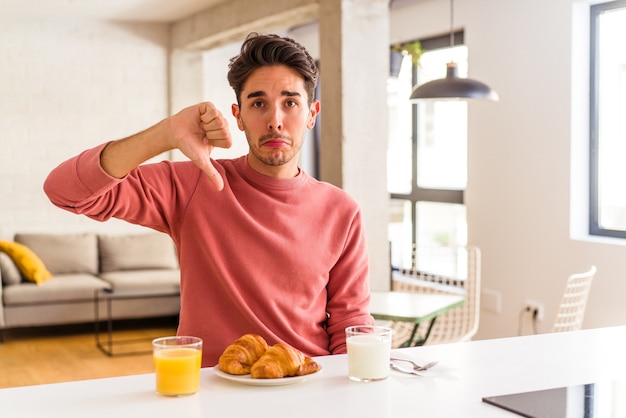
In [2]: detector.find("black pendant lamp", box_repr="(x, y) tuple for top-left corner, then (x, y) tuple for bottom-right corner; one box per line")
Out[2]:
(409, 0), (498, 101)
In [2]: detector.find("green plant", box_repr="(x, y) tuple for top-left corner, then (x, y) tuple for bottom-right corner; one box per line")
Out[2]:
(433, 232), (451, 247)
(391, 40), (424, 66)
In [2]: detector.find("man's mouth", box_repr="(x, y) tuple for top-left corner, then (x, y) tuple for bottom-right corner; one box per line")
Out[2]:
(260, 133), (290, 148)
(262, 140), (287, 148)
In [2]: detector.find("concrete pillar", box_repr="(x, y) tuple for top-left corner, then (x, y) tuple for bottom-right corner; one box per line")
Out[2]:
(319, 0), (391, 290)
(169, 49), (204, 114)
(168, 49), (204, 161)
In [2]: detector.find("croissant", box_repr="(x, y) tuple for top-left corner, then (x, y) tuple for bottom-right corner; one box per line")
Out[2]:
(250, 343), (320, 379)
(218, 334), (269, 375)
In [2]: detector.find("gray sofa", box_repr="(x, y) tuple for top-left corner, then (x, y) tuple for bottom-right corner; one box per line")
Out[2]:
(0, 232), (180, 341)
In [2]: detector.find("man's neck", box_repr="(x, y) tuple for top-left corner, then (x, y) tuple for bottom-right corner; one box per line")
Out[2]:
(246, 154), (300, 179)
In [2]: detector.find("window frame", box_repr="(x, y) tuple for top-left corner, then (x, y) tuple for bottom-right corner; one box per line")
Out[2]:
(589, 0), (626, 239)
(389, 31), (466, 247)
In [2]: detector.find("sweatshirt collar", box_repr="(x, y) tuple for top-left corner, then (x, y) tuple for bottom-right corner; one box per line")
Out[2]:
(237, 155), (308, 191)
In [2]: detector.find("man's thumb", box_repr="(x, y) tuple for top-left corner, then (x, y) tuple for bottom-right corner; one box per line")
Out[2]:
(195, 158), (224, 191)
(204, 163), (224, 191)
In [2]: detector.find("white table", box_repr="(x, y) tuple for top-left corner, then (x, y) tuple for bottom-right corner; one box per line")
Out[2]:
(2, 326), (626, 417)
(369, 290), (464, 346)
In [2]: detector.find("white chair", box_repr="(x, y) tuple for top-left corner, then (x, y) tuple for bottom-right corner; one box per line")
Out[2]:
(389, 245), (481, 348)
(551, 266), (596, 333)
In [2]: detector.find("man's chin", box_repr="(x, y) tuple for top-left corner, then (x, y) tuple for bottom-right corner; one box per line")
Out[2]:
(257, 150), (293, 166)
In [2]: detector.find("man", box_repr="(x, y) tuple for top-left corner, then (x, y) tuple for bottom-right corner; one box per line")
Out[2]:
(44, 33), (374, 367)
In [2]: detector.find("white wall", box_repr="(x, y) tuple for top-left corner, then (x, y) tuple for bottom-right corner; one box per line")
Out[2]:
(0, 18), (170, 239)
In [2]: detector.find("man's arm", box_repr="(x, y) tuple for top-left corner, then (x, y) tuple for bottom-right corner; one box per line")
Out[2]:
(101, 102), (232, 191)
(325, 209), (375, 354)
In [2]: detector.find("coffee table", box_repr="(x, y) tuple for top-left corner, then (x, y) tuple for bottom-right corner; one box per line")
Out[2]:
(93, 286), (180, 356)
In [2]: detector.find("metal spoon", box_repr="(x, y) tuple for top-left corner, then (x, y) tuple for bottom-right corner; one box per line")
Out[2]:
(390, 357), (439, 371)
(389, 362), (424, 376)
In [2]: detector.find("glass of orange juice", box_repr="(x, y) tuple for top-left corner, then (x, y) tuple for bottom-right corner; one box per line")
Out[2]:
(153, 336), (202, 396)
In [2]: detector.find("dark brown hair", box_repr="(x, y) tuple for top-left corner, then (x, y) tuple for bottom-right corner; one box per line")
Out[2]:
(227, 33), (319, 105)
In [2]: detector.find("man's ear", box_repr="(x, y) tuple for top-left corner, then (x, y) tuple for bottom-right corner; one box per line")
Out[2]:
(307, 100), (321, 129)
(231, 104), (244, 131)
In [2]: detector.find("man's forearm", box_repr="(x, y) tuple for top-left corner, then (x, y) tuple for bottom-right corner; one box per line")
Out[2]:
(100, 119), (173, 178)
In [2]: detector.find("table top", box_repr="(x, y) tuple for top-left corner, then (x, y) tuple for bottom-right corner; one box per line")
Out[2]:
(3, 326), (626, 417)
(95, 286), (180, 300)
(369, 290), (464, 322)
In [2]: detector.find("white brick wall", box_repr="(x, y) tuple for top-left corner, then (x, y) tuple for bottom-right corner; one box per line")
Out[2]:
(0, 18), (170, 239)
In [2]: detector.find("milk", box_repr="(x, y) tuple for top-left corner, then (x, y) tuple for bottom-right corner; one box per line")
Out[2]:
(346, 333), (391, 382)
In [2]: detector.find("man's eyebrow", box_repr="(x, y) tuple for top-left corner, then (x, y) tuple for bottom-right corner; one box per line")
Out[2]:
(246, 91), (265, 99)
(245, 90), (302, 99)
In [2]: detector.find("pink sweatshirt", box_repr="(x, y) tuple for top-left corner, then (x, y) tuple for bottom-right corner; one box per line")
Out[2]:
(44, 144), (374, 366)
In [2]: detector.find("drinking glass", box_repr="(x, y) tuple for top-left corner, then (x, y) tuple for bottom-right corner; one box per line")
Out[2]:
(346, 325), (392, 382)
(153, 336), (202, 396)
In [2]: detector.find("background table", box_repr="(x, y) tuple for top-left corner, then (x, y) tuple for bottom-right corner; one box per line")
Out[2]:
(369, 290), (464, 346)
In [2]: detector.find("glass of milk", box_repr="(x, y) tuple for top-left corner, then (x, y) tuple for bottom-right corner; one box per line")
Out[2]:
(346, 325), (392, 382)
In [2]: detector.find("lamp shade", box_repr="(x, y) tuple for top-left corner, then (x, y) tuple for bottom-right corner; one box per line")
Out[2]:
(409, 62), (499, 101)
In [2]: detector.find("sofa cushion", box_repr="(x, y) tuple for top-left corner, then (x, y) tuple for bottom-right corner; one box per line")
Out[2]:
(0, 251), (24, 285)
(15, 233), (98, 275)
(98, 269), (180, 292)
(2, 273), (111, 305)
(98, 233), (178, 272)
(0, 240), (52, 285)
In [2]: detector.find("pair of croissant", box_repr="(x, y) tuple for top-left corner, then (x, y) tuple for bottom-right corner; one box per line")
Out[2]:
(217, 334), (320, 379)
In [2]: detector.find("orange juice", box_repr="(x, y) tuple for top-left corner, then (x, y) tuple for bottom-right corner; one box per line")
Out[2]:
(154, 348), (202, 396)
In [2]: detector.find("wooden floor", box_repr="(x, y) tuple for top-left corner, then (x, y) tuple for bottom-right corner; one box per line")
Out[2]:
(0, 317), (177, 389)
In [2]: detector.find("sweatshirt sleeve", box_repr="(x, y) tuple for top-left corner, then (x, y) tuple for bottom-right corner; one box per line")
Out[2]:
(43, 143), (199, 234)
(324, 208), (375, 354)
(44, 143), (123, 212)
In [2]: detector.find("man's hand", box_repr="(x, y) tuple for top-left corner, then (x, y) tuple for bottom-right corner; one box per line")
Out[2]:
(168, 102), (233, 191)
(101, 102), (233, 190)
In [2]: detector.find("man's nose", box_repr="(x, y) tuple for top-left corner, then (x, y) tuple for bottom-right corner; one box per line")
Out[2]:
(267, 107), (283, 131)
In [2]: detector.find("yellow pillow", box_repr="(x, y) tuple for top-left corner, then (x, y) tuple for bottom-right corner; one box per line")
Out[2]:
(0, 240), (52, 285)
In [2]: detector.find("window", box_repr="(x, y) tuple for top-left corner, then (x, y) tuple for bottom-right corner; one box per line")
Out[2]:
(590, 0), (626, 238)
(387, 33), (468, 269)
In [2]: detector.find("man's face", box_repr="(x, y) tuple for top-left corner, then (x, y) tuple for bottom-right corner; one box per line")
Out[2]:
(232, 65), (320, 178)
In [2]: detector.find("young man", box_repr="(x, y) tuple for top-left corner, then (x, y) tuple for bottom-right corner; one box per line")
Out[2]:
(44, 33), (374, 367)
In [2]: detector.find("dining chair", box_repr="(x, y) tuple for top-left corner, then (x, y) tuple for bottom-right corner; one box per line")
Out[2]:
(389, 245), (481, 348)
(551, 265), (596, 333)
